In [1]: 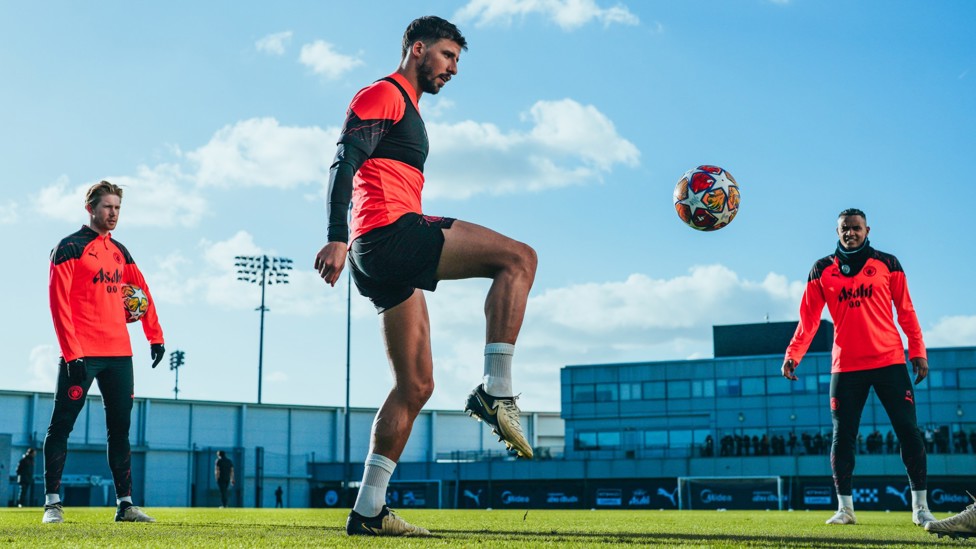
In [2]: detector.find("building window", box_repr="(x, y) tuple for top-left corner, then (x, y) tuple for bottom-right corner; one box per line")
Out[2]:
(818, 374), (831, 394)
(716, 378), (741, 397)
(692, 379), (715, 398)
(667, 380), (691, 399)
(595, 383), (618, 402)
(575, 432), (598, 450)
(642, 381), (666, 400)
(644, 430), (667, 448)
(670, 430), (693, 448)
(573, 384), (595, 403)
(620, 382), (642, 401)
(768, 377), (791, 395)
(930, 370), (959, 389)
(742, 377), (765, 396)
(597, 431), (621, 448)
(960, 370), (976, 389)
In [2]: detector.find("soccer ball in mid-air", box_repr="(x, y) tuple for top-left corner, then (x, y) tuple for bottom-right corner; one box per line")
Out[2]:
(673, 165), (740, 231)
(121, 284), (149, 323)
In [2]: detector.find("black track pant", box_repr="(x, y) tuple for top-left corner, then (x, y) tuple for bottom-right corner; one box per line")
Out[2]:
(830, 363), (927, 495)
(218, 481), (231, 507)
(43, 356), (134, 499)
(18, 482), (31, 506)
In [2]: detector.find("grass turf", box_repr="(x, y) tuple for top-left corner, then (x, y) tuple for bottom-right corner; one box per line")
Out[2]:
(0, 507), (964, 547)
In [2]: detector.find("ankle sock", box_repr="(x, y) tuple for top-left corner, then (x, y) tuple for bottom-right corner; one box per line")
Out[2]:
(352, 453), (396, 517)
(483, 343), (514, 396)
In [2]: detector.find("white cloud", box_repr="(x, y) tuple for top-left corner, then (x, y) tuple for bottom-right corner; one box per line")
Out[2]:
(0, 200), (18, 224)
(31, 97), (635, 226)
(299, 40), (364, 80)
(456, 0), (639, 30)
(266, 371), (289, 382)
(926, 315), (976, 347)
(32, 168), (208, 227)
(23, 344), (59, 392)
(255, 31), (292, 55)
(148, 231), (345, 317)
(424, 98), (639, 199)
(188, 118), (338, 189)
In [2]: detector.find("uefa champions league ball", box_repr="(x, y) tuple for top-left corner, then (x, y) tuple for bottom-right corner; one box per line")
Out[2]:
(673, 165), (740, 231)
(121, 284), (149, 323)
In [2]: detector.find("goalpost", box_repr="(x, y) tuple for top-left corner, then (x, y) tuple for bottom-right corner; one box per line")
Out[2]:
(677, 476), (784, 511)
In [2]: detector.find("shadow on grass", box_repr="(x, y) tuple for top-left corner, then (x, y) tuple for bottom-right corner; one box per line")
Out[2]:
(429, 528), (948, 547)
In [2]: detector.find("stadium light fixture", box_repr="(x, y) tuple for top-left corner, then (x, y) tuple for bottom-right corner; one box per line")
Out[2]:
(169, 350), (185, 400)
(234, 254), (293, 404)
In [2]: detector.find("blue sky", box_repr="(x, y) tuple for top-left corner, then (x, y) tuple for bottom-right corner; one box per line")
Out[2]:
(2, 0), (974, 412)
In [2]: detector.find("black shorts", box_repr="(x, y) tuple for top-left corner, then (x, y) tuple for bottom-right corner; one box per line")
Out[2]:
(349, 212), (455, 313)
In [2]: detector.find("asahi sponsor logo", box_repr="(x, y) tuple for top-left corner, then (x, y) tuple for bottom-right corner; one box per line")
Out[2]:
(629, 489), (652, 506)
(500, 491), (530, 504)
(700, 489), (732, 504)
(92, 268), (123, 284)
(838, 283), (873, 303)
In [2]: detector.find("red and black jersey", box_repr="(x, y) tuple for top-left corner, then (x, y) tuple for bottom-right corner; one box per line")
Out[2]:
(786, 246), (926, 373)
(337, 72), (428, 242)
(49, 225), (164, 362)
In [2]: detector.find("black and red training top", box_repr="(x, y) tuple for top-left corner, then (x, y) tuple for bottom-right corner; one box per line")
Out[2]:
(785, 246), (926, 373)
(49, 225), (164, 362)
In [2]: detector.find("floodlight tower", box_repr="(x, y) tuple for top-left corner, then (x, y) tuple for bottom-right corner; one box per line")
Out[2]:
(169, 350), (185, 400)
(234, 255), (293, 404)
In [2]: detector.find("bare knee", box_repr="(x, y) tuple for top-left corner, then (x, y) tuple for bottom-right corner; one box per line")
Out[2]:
(508, 241), (538, 282)
(396, 377), (435, 412)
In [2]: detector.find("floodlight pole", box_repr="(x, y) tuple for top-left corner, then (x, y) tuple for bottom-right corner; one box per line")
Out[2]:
(169, 350), (185, 400)
(257, 262), (268, 404)
(235, 254), (292, 405)
(343, 267), (352, 506)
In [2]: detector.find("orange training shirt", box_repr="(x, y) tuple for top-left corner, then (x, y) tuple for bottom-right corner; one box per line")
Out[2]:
(785, 247), (926, 373)
(338, 73), (428, 242)
(49, 225), (164, 362)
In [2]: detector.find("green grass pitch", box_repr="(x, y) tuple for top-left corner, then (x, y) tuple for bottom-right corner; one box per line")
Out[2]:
(0, 507), (963, 547)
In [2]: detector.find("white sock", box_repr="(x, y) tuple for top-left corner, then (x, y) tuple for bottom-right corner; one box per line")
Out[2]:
(483, 343), (514, 397)
(912, 490), (928, 509)
(117, 496), (132, 506)
(352, 453), (396, 517)
(45, 494), (61, 505)
(839, 494), (853, 510)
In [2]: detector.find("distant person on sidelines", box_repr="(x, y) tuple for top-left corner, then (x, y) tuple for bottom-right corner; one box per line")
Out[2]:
(275, 485), (284, 508)
(315, 15), (537, 537)
(782, 208), (932, 527)
(215, 450), (235, 508)
(43, 180), (164, 524)
(16, 448), (36, 507)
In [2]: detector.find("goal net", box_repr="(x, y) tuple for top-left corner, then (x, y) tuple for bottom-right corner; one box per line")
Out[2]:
(677, 476), (784, 510)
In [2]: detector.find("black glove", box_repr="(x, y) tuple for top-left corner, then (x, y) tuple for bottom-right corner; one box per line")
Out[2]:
(151, 343), (165, 368)
(66, 358), (87, 384)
